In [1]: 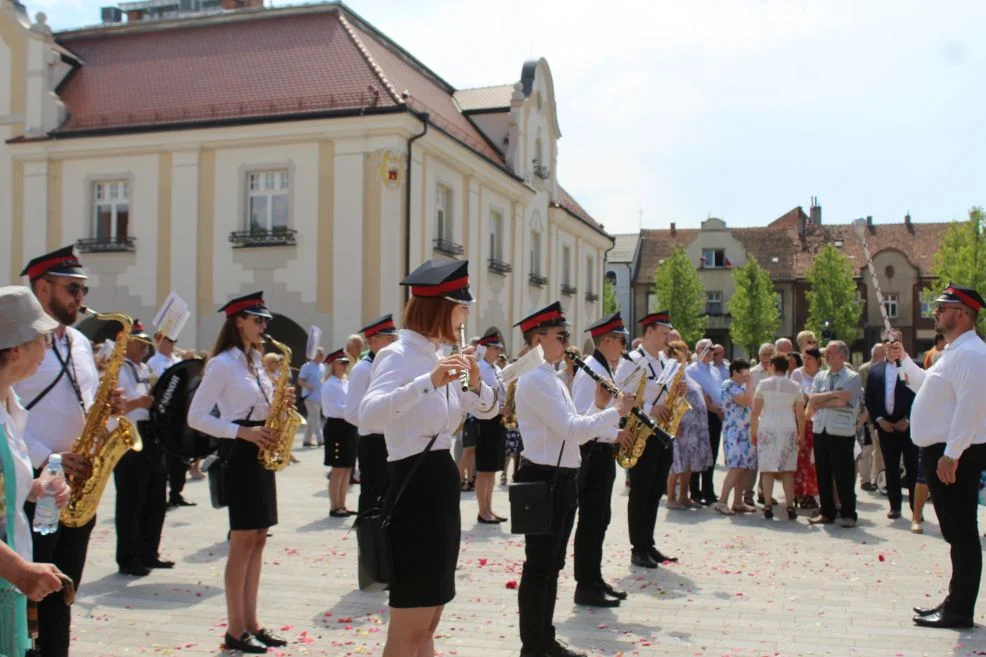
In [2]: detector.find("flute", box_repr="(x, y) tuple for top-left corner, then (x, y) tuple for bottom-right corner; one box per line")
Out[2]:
(564, 348), (671, 447)
(457, 324), (470, 392)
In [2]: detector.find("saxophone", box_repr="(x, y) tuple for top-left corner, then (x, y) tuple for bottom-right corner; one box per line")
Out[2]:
(61, 309), (143, 528)
(657, 345), (692, 439)
(257, 334), (305, 471)
(615, 360), (652, 469)
(501, 379), (518, 430)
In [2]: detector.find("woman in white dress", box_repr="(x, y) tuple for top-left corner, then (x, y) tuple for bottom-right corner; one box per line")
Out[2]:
(750, 355), (805, 520)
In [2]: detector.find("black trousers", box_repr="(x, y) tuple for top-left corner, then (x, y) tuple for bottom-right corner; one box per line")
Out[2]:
(573, 442), (615, 585)
(924, 442), (986, 617)
(27, 502), (95, 657)
(877, 427), (919, 512)
(516, 462), (579, 653)
(690, 411), (722, 500)
(627, 436), (673, 551)
(114, 437), (167, 567)
(167, 452), (188, 501)
(356, 434), (388, 515)
(813, 431), (857, 520)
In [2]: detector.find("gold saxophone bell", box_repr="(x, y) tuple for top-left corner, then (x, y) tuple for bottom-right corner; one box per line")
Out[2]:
(257, 334), (304, 471)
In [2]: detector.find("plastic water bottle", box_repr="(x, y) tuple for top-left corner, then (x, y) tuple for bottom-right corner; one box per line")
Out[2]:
(33, 453), (64, 535)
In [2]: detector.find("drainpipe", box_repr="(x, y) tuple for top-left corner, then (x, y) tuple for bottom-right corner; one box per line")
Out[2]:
(403, 110), (430, 305)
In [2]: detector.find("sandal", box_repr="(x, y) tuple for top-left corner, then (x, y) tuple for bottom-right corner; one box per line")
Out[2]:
(732, 503), (756, 514)
(714, 502), (735, 516)
(764, 505), (773, 520)
(787, 506), (798, 520)
(329, 508), (349, 518)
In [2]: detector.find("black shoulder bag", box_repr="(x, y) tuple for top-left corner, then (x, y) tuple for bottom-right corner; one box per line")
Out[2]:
(353, 434), (438, 592)
(508, 442), (565, 536)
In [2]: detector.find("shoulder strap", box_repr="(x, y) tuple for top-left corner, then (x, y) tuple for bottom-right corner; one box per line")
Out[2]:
(25, 359), (68, 411)
(382, 434), (439, 521)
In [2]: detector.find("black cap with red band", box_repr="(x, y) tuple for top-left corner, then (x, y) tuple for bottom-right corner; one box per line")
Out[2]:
(640, 310), (673, 329)
(477, 328), (504, 349)
(515, 301), (570, 333)
(360, 314), (397, 338)
(131, 320), (153, 344)
(401, 259), (473, 303)
(936, 283), (984, 312)
(324, 348), (350, 365)
(21, 245), (88, 281)
(218, 291), (273, 318)
(585, 311), (628, 338)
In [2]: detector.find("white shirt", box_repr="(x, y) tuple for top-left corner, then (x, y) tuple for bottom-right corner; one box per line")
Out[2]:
(614, 344), (666, 415)
(0, 392), (34, 560)
(571, 352), (619, 441)
(14, 326), (99, 468)
(901, 330), (986, 459)
(187, 347), (274, 440)
(884, 361), (898, 416)
(147, 351), (181, 379)
(321, 376), (349, 420)
(517, 362), (621, 468)
(119, 358), (152, 423)
(345, 355), (377, 434)
(478, 359), (506, 412)
(358, 330), (497, 461)
(750, 363), (770, 393)
(686, 360), (723, 408)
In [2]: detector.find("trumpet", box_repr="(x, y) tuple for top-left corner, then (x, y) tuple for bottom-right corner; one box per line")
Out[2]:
(456, 324), (470, 392)
(564, 348), (672, 449)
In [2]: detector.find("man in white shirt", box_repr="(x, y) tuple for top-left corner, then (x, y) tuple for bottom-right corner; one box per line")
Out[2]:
(298, 348), (325, 447)
(113, 321), (174, 576)
(571, 312), (630, 607)
(888, 283), (986, 629)
(513, 301), (631, 657)
(147, 332), (181, 380)
(14, 245), (125, 657)
(686, 339), (723, 505)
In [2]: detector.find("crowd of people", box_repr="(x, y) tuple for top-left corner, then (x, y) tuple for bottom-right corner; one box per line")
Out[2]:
(1, 243), (985, 657)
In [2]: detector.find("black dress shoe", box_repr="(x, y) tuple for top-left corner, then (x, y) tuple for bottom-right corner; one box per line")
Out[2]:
(913, 601), (945, 616)
(912, 609), (974, 629)
(631, 550), (658, 569)
(861, 482), (877, 492)
(118, 563), (151, 577)
(574, 584), (620, 607)
(224, 632), (267, 654)
(477, 515), (501, 524)
(649, 547), (678, 563)
(253, 628), (288, 647)
(545, 640), (588, 657)
(330, 508), (350, 518)
(145, 558), (175, 569)
(888, 508), (902, 519)
(600, 580), (627, 600)
(168, 495), (196, 508)
(493, 514), (508, 522)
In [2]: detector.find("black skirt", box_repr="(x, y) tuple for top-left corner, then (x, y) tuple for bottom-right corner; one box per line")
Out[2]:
(475, 416), (506, 473)
(227, 420), (278, 531)
(324, 417), (358, 467)
(387, 449), (460, 608)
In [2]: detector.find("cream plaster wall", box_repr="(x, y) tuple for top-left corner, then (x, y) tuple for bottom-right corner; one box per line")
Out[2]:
(169, 150), (201, 347)
(0, 126), (11, 279)
(0, 36), (10, 116)
(20, 160), (48, 274)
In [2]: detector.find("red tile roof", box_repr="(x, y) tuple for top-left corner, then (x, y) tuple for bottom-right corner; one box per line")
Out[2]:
(552, 187), (608, 236)
(53, 5), (504, 165)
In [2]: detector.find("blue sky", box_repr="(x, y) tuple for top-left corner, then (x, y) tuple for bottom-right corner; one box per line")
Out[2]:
(38, 0), (986, 235)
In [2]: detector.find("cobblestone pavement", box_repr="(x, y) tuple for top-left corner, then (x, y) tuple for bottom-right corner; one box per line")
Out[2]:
(69, 441), (986, 657)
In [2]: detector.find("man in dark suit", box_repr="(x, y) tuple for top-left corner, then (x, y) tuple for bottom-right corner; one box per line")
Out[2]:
(864, 338), (917, 519)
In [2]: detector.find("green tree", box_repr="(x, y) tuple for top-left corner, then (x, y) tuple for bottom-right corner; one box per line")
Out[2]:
(925, 206), (986, 334)
(728, 256), (780, 357)
(603, 276), (620, 315)
(652, 247), (706, 345)
(805, 244), (863, 343)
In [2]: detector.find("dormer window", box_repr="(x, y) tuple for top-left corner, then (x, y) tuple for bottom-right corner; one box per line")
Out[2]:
(701, 248), (726, 268)
(532, 131), (550, 181)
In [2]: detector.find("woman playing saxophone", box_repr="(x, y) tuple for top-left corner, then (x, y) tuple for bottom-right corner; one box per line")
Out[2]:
(187, 291), (293, 654)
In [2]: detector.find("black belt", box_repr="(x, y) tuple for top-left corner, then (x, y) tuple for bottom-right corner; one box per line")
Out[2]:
(520, 457), (579, 479)
(585, 441), (614, 452)
(359, 433), (385, 440)
(233, 420), (265, 428)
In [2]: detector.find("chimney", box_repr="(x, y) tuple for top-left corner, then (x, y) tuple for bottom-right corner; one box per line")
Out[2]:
(809, 196), (822, 225)
(125, 9), (144, 21)
(905, 211), (914, 234)
(866, 215), (874, 234)
(670, 222), (676, 237)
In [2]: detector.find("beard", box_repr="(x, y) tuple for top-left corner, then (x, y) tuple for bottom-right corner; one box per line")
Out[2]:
(48, 295), (78, 326)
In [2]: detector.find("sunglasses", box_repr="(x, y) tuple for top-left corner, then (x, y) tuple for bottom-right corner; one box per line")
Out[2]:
(250, 316), (269, 325)
(934, 303), (961, 314)
(54, 281), (89, 297)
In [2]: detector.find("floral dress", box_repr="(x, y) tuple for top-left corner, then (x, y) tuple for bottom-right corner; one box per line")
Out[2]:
(721, 379), (756, 469)
(754, 376), (801, 473)
(672, 377), (713, 474)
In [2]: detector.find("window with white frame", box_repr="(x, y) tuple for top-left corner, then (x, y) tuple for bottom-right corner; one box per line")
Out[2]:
(436, 183), (453, 242)
(586, 255), (595, 294)
(706, 291), (723, 315)
(247, 169), (289, 232)
(530, 230), (542, 275)
(701, 248), (726, 268)
(92, 180), (130, 241)
(562, 246), (571, 285)
(883, 293), (899, 319)
(489, 209), (504, 261)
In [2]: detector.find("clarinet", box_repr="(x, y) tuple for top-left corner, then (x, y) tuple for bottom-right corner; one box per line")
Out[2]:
(564, 348), (664, 439)
(457, 324), (471, 392)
